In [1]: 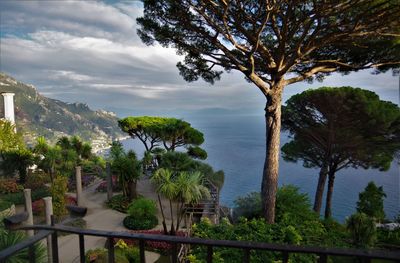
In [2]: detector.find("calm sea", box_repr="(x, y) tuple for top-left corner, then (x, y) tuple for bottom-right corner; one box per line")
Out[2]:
(121, 114), (399, 222)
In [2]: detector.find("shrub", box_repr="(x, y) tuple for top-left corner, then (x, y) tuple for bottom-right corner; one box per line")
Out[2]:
(127, 198), (157, 218)
(32, 199), (45, 216)
(85, 241), (139, 263)
(377, 228), (400, 247)
(2, 187), (50, 205)
(0, 200), (13, 211)
(0, 179), (22, 194)
(24, 171), (50, 190)
(107, 194), (130, 213)
(119, 230), (185, 253)
(233, 192), (261, 221)
(0, 230), (46, 262)
(51, 176), (68, 218)
(123, 198), (158, 230)
(123, 215), (158, 230)
(346, 212), (377, 248)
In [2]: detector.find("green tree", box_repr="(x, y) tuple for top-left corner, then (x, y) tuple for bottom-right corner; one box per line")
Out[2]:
(1, 148), (34, 184)
(137, 0), (400, 223)
(357, 182), (387, 222)
(151, 168), (210, 235)
(118, 116), (204, 152)
(110, 143), (142, 201)
(0, 120), (24, 158)
(282, 87), (400, 218)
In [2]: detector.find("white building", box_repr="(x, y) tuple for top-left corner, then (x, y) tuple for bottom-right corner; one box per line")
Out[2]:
(1, 92), (16, 125)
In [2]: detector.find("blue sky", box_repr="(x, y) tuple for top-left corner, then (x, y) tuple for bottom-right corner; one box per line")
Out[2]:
(0, 0), (398, 117)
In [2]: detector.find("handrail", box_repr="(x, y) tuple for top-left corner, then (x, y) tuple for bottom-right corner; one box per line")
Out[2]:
(11, 224), (400, 261)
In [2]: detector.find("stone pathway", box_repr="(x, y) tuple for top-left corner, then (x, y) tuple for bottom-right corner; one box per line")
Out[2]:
(58, 179), (160, 262)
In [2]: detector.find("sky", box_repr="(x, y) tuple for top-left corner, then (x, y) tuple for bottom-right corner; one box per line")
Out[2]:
(0, 0), (398, 117)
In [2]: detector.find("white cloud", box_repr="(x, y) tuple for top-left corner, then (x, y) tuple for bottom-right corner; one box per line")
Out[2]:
(0, 0), (398, 114)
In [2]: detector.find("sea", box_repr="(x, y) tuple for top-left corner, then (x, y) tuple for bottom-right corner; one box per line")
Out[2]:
(120, 113), (399, 222)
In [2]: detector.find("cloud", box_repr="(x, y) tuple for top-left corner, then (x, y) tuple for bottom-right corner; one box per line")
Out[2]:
(0, 0), (398, 116)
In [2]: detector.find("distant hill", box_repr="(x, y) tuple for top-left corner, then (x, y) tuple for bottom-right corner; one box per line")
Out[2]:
(0, 72), (124, 150)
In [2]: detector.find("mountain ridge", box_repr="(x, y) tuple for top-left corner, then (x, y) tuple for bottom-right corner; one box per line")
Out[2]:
(0, 72), (123, 150)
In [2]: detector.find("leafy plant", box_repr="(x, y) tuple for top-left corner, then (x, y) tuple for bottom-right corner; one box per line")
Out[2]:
(0, 179), (22, 194)
(123, 198), (158, 230)
(1, 187), (50, 205)
(123, 215), (158, 230)
(51, 176), (68, 218)
(0, 199), (13, 211)
(24, 171), (51, 190)
(0, 230), (46, 263)
(346, 212), (377, 248)
(106, 194), (130, 213)
(127, 198), (157, 218)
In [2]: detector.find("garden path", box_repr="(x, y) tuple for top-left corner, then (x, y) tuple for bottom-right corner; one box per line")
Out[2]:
(58, 178), (161, 262)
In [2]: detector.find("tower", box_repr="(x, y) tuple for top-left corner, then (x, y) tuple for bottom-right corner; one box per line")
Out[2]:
(1, 92), (15, 125)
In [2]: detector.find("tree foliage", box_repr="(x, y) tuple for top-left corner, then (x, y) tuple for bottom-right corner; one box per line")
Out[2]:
(118, 116), (204, 152)
(281, 87), (400, 218)
(356, 181), (386, 222)
(138, 0), (400, 223)
(109, 142), (142, 201)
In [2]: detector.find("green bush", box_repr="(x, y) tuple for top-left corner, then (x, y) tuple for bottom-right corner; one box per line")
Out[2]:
(123, 215), (158, 230)
(1, 187), (50, 205)
(107, 194), (130, 213)
(0, 199), (13, 211)
(127, 198), (157, 218)
(377, 228), (400, 247)
(0, 230), (46, 262)
(24, 171), (51, 190)
(51, 176), (68, 218)
(85, 240), (140, 263)
(346, 212), (377, 248)
(233, 192), (261, 221)
(123, 198), (158, 230)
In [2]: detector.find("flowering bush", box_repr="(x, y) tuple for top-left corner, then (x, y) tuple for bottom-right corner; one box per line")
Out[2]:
(66, 195), (77, 206)
(118, 230), (185, 253)
(32, 199), (45, 216)
(24, 171), (50, 190)
(0, 179), (22, 194)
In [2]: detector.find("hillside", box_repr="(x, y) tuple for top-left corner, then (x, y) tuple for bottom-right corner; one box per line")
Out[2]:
(0, 72), (124, 150)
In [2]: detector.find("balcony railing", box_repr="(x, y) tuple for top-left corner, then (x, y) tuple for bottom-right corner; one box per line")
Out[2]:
(0, 223), (399, 263)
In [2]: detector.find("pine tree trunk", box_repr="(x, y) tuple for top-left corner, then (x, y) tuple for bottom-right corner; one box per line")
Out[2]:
(261, 90), (283, 224)
(324, 171), (336, 218)
(313, 163), (329, 213)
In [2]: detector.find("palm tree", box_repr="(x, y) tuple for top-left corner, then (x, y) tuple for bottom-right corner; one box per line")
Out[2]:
(151, 168), (210, 235)
(151, 168), (175, 234)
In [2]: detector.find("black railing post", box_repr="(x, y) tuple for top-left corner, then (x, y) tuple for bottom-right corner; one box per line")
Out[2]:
(282, 251), (289, 263)
(207, 246), (213, 263)
(51, 216), (59, 263)
(79, 234), (85, 263)
(28, 245), (35, 263)
(171, 243), (178, 263)
(107, 238), (115, 263)
(318, 253), (328, 263)
(139, 240), (145, 263)
(243, 248), (250, 263)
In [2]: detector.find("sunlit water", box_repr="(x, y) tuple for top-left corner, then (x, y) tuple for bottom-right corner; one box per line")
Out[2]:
(121, 114), (399, 222)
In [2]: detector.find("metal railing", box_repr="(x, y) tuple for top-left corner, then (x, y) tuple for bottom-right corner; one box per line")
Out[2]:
(1, 223), (399, 263)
